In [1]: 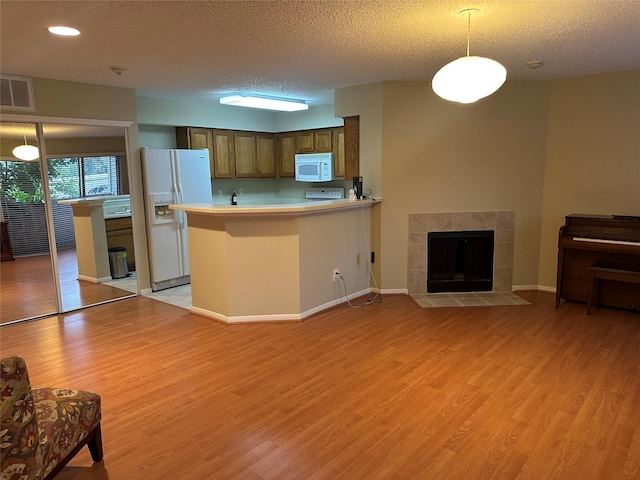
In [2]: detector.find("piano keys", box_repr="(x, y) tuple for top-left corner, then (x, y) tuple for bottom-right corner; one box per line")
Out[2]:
(556, 214), (640, 311)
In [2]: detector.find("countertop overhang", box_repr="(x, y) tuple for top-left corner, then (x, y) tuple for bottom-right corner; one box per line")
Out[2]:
(169, 198), (381, 217)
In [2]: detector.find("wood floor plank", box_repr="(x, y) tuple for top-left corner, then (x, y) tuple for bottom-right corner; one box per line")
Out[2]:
(0, 248), (134, 325)
(1, 291), (639, 479)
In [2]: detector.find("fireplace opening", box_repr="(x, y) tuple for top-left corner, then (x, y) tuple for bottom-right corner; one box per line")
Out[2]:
(427, 230), (494, 293)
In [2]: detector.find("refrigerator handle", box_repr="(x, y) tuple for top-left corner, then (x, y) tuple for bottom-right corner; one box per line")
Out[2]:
(174, 181), (184, 229)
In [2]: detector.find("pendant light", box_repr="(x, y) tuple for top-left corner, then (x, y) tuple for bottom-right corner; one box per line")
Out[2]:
(12, 134), (40, 161)
(432, 8), (506, 104)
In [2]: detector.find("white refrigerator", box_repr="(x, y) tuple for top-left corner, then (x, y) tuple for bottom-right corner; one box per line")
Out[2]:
(141, 148), (212, 291)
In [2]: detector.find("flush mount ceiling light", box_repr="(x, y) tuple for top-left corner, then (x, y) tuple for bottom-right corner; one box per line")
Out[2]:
(12, 135), (39, 161)
(48, 26), (81, 36)
(220, 94), (309, 112)
(432, 8), (507, 104)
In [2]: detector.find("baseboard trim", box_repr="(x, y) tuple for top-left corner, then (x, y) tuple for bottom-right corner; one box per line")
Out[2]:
(513, 284), (556, 293)
(190, 288), (372, 324)
(78, 275), (98, 284)
(381, 288), (409, 295)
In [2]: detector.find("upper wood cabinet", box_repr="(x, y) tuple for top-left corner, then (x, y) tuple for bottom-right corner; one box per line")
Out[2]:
(212, 130), (235, 179)
(343, 116), (360, 180)
(315, 129), (333, 152)
(177, 120), (359, 179)
(295, 129), (332, 153)
(175, 127), (214, 176)
(256, 133), (276, 178)
(234, 132), (256, 178)
(276, 132), (296, 178)
(332, 127), (345, 179)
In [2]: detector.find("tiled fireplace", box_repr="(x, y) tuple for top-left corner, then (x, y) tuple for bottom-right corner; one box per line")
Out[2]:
(408, 211), (515, 294)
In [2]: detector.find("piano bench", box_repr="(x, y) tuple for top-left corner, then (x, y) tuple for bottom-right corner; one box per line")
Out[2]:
(587, 262), (640, 314)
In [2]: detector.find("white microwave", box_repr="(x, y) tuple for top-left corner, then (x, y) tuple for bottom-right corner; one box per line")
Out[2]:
(295, 153), (333, 182)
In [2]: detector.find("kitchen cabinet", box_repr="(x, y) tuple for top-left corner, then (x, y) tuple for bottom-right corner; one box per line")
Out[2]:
(276, 132), (296, 178)
(332, 127), (345, 179)
(295, 129), (332, 153)
(178, 127), (276, 179)
(234, 132), (256, 178)
(176, 120), (359, 179)
(212, 130), (235, 179)
(256, 133), (276, 178)
(343, 116), (360, 179)
(105, 216), (135, 271)
(175, 127), (215, 177)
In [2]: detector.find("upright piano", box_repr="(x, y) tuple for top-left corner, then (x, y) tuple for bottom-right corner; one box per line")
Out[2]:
(556, 214), (640, 310)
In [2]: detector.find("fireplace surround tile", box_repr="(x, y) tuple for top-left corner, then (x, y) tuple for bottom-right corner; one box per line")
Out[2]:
(453, 212), (471, 230)
(470, 212), (497, 230)
(408, 210), (515, 294)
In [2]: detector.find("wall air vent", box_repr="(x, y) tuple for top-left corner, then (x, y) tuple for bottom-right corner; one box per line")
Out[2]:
(0, 74), (35, 111)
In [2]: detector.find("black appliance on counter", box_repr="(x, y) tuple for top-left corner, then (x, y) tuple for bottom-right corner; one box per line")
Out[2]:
(353, 176), (363, 199)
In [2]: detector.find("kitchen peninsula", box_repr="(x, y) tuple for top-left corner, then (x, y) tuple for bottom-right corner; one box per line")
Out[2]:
(58, 196), (133, 282)
(170, 198), (381, 323)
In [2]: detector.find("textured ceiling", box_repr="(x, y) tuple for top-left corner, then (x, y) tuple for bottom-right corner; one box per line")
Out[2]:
(1, 1), (639, 108)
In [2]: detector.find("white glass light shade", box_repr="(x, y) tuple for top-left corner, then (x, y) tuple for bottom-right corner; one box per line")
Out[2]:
(432, 56), (507, 104)
(12, 144), (40, 161)
(220, 95), (308, 112)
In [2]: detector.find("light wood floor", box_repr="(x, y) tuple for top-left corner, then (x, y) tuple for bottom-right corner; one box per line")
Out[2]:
(0, 249), (134, 325)
(1, 292), (639, 479)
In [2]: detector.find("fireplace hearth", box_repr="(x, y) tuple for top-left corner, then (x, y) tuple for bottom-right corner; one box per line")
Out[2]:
(427, 230), (494, 293)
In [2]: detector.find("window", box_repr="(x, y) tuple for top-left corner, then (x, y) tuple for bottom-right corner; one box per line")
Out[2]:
(48, 156), (123, 199)
(0, 155), (123, 256)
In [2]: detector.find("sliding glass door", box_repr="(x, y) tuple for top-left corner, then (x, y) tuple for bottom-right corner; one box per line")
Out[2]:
(0, 119), (138, 325)
(0, 122), (57, 323)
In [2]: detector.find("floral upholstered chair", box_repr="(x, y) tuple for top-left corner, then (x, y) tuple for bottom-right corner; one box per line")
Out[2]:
(1, 355), (103, 480)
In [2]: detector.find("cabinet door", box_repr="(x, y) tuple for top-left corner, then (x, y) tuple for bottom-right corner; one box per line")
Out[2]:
(105, 217), (135, 271)
(188, 128), (214, 177)
(314, 129), (333, 152)
(277, 133), (296, 177)
(212, 130), (235, 179)
(234, 132), (256, 178)
(256, 133), (276, 178)
(332, 127), (345, 179)
(344, 116), (360, 179)
(295, 131), (314, 153)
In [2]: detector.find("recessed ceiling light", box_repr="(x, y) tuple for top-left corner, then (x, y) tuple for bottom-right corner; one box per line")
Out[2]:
(48, 26), (81, 36)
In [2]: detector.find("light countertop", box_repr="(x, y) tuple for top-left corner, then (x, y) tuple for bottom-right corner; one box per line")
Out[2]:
(169, 197), (381, 216)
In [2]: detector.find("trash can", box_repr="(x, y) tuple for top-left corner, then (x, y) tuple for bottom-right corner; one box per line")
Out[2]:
(108, 247), (129, 279)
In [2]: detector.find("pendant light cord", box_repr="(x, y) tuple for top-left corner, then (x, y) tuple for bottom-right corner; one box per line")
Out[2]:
(466, 11), (471, 58)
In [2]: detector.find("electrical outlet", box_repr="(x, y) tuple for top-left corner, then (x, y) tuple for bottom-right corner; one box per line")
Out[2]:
(239, 188), (244, 195)
(333, 268), (340, 282)
(218, 189), (223, 196)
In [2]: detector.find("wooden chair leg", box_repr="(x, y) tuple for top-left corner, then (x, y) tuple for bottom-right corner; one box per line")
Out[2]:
(87, 423), (104, 462)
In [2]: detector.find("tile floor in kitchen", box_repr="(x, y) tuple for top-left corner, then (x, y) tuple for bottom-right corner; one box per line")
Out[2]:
(104, 273), (192, 310)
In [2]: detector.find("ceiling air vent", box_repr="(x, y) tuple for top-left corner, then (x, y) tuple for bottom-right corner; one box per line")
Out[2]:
(0, 74), (35, 111)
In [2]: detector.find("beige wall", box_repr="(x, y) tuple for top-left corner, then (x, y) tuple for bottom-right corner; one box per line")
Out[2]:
(538, 70), (640, 287)
(335, 71), (639, 293)
(336, 80), (550, 291)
